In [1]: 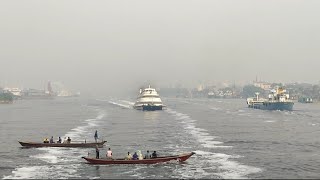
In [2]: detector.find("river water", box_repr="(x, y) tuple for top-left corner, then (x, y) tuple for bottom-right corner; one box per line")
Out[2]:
(1, 97), (319, 179)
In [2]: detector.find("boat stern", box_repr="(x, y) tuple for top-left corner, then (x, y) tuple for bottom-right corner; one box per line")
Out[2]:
(142, 105), (162, 111)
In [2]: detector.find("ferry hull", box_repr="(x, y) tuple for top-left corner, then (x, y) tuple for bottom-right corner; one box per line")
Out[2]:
(134, 105), (162, 111)
(248, 102), (294, 111)
(142, 105), (162, 111)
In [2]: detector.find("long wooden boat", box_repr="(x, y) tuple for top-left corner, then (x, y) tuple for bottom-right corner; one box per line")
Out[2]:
(82, 152), (195, 164)
(18, 141), (107, 148)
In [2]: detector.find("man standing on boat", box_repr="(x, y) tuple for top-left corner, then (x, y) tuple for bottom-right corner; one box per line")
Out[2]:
(49, 136), (54, 143)
(95, 145), (100, 159)
(94, 130), (98, 142)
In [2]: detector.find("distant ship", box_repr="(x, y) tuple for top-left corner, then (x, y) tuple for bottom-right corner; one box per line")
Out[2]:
(298, 96), (313, 103)
(208, 91), (215, 98)
(3, 87), (22, 99)
(133, 85), (164, 111)
(0, 90), (13, 104)
(22, 89), (54, 99)
(246, 87), (294, 111)
(21, 81), (54, 99)
(57, 90), (80, 97)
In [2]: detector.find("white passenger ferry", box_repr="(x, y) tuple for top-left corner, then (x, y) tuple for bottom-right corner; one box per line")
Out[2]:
(133, 85), (164, 111)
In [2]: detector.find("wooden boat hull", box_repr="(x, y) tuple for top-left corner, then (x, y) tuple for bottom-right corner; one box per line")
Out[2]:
(18, 141), (106, 148)
(82, 152), (195, 164)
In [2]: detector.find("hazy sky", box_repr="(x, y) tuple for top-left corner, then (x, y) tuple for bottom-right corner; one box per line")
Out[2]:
(1, 0), (319, 95)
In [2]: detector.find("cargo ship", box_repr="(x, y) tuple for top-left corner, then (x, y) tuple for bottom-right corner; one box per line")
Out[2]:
(21, 81), (55, 99)
(246, 87), (294, 111)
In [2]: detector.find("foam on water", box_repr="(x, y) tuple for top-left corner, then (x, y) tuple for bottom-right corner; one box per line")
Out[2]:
(179, 100), (191, 104)
(31, 153), (58, 164)
(108, 101), (132, 109)
(64, 109), (105, 139)
(166, 108), (231, 149)
(309, 123), (318, 126)
(3, 164), (82, 179)
(265, 120), (276, 123)
(95, 98), (109, 102)
(210, 107), (221, 111)
(119, 100), (135, 105)
(89, 177), (101, 179)
(4, 108), (106, 179)
(165, 108), (262, 179)
(188, 150), (262, 179)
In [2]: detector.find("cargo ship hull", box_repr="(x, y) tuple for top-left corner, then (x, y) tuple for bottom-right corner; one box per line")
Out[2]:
(248, 102), (294, 111)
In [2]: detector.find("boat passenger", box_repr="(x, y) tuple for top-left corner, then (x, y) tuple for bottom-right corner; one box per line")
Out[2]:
(67, 137), (71, 144)
(63, 137), (67, 144)
(95, 145), (100, 159)
(144, 150), (151, 159)
(132, 152), (138, 160)
(57, 136), (62, 143)
(106, 148), (112, 159)
(125, 152), (132, 160)
(43, 138), (49, 143)
(137, 150), (143, 160)
(152, 151), (157, 158)
(49, 136), (54, 143)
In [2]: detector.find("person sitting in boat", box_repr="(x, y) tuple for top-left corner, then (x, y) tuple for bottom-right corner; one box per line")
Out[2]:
(106, 148), (112, 159)
(67, 137), (71, 144)
(125, 152), (132, 160)
(57, 136), (62, 143)
(137, 150), (143, 160)
(49, 136), (54, 143)
(151, 151), (157, 158)
(144, 150), (151, 159)
(43, 138), (49, 143)
(63, 137), (67, 144)
(132, 152), (138, 160)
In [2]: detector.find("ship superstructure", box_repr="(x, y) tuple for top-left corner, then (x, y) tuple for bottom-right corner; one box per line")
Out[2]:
(3, 87), (22, 98)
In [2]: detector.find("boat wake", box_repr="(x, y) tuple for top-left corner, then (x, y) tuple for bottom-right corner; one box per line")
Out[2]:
(166, 108), (231, 149)
(3, 107), (106, 179)
(165, 108), (262, 179)
(108, 100), (132, 109)
(193, 150), (261, 179)
(210, 107), (222, 111)
(119, 100), (135, 105)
